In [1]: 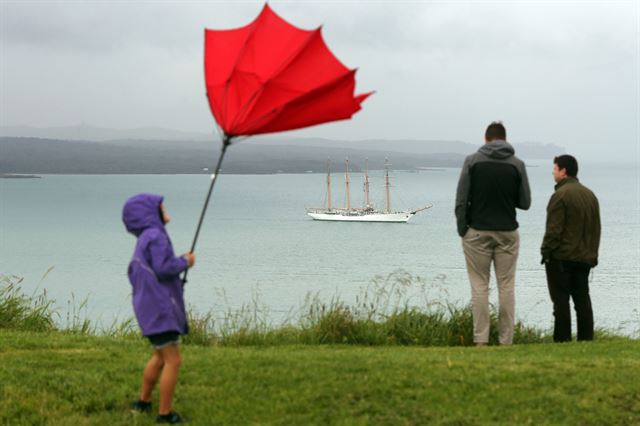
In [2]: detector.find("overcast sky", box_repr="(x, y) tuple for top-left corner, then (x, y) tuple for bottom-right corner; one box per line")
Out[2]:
(1, 1), (638, 161)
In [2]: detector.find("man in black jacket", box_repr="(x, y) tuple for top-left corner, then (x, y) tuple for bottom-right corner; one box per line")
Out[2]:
(541, 155), (601, 342)
(455, 122), (531, 345)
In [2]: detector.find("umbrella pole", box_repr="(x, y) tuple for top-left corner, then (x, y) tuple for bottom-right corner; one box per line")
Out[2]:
(182, 134), (231, 284)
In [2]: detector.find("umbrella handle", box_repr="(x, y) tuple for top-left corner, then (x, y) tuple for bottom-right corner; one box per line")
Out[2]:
(182, 135), (231, 284)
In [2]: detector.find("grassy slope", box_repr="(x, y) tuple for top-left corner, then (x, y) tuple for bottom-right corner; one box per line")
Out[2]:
(1, 331), (639, 426)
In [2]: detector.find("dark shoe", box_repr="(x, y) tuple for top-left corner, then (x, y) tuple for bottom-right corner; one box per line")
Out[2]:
(156, 412), (184, 424)
(130, 399), (152, 413)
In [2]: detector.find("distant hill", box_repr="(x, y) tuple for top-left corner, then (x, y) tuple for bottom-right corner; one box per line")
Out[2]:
(0, 124), (215, 142)
(244, 137), (564, 159)
(1, 124), (564, 154)
(0, 126), (565, 174)
(0, 137), (467, 174)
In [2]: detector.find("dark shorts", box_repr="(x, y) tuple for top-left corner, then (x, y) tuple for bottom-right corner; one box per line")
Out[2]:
(147, 331), (181, 349)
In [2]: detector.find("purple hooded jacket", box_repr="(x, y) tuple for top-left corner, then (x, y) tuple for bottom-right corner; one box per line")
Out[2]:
(122, 193), (189, 336)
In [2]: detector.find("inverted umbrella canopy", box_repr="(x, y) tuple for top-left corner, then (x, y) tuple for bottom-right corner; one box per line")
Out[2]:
(185, 4), (371, 283)
(204, 3), (371, 137)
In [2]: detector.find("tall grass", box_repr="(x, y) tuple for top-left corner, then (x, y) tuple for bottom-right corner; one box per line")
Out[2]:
(0, 273), (138, 338)
(6, 270), (632, 346)
(185, 270), (551, 347)
(0, 274), (56, 332)
(63, 292), (95, 335)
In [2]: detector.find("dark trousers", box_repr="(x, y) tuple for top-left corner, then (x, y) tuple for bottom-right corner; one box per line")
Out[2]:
(545, 259), (594, 342)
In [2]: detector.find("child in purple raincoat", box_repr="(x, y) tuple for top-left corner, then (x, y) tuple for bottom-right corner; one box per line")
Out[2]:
(122, 193), (195, 424)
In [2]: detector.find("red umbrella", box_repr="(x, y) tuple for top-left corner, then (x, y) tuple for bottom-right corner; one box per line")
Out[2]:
(204, 4), (370, 137)
(185, 4), (371, 282)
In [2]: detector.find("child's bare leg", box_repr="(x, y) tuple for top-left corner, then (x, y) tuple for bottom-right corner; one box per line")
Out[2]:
(158, 344), (182, 415)
(140, 350), (164, 401)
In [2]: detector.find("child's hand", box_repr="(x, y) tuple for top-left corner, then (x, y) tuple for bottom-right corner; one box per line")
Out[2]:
(183, 252), (195, 268)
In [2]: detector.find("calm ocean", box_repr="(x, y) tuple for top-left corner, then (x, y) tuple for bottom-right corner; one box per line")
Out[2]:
(1, 161), (639, 334)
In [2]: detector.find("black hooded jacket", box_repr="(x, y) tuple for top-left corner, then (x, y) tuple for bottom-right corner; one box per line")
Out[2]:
(455, 140), (531, 237)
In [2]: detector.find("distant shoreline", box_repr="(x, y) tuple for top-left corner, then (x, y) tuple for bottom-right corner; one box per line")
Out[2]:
(0, 174), (41, 179)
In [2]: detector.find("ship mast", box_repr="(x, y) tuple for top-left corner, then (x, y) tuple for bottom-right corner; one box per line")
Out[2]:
(326, 158), (332, 211)
(384, 158), (391, 213)
(364, 157), (370, 208)
(345, 157), (351, 210)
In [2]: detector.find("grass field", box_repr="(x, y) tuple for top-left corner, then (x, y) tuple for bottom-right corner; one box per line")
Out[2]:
(2, 273), (639, 425)
(1, 330), (639, 425)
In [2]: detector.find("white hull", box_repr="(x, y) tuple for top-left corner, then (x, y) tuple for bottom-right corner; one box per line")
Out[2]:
(307, 210), (415, 223)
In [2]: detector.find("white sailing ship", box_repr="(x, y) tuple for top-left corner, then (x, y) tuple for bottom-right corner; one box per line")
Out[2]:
(306, 158), (432, 223)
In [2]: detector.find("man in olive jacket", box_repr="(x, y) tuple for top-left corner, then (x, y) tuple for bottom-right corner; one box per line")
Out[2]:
(455, 122), (531, 346)
(541, 155), (601, 342)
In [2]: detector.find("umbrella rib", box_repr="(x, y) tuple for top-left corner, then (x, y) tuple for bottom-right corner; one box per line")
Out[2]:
(263, 28), (323, 85)
(227, 28), (321, 134)
(219, 10), (266, 133)
(235, 69), (356, 134)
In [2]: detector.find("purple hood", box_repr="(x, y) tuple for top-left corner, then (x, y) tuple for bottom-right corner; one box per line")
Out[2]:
(122, 193), (165, 236)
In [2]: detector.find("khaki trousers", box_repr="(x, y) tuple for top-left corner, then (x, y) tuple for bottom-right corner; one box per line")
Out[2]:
(462, 227), (519, 344)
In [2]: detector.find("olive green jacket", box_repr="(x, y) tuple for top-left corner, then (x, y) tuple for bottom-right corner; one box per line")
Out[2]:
(541, 177), (601, 266)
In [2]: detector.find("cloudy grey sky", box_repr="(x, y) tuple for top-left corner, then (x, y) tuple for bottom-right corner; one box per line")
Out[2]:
(1, 0), (638, 161)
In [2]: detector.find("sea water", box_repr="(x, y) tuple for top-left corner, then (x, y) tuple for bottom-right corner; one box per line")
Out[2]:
(1, 161), (638, 334)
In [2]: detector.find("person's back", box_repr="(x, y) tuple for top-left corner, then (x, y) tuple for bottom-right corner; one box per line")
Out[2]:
(455, 121), (531, 346)
(465, 141), (529, 232)
(123, 194), (189, 337)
